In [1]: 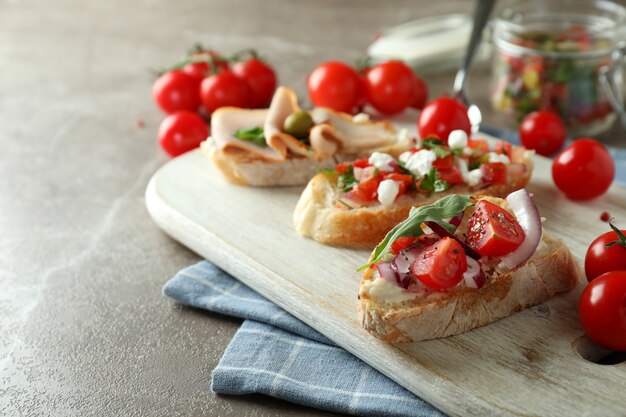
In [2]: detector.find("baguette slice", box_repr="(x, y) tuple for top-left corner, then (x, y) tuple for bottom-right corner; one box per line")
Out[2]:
(357, 198), (580, 343)
(294, 150), (533, 245)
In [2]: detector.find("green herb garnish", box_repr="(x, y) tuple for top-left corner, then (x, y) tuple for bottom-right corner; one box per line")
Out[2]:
(338, 166), (358, 192)
(419, 167), (450, 193)
(358, 194), (474, 270)
(319, 168), (336, 175)
(420, 137), (451, 159)
(234, 127), (267, 147)
(336, 199), (354, 209)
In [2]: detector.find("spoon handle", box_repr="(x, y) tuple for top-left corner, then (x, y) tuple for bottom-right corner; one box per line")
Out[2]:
(454, 0), (497, 95)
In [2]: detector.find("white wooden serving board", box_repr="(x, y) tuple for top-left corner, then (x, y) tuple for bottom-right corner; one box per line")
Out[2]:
(146, 136), (626, 417)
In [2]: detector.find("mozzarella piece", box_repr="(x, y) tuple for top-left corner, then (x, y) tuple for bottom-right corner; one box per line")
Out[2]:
(467, 169), (483, 186)
(368, 152), (395, 172)
(403, 149), (437, 177)
(377, 179), (400, 206)
(448, 129), (468, 149)
(488, 151), (511, 164)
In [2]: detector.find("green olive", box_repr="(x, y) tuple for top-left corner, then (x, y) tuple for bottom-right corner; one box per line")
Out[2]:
(283, 111), (314, 139)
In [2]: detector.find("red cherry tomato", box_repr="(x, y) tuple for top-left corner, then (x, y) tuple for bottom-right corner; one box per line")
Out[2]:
(200, 70), (250, 113)
(152, 70), (201, 114)
(351, 158), (370, 169)
(307, 62), (362, 113)
(382, 173), (414, 196)
(519, 111), (567, 156)
(467, 139), (489, 156)
(432, 154), (453, 171)
(466, 200), (525, 256)
(584, 222), (626, 282)
(354, 177), (380, 201)
(579, 271), (626, 351)
(438, 167), (463, 185)
(481, 162), (507, 185)
(417, 97), (471, 144)
(182, 50), (228, 83)
(158, 111), (209, 157)
(493, 140), (513, 157)
(410, 237), (468, 290)
(411, 74), (428, 110)
(552, 138), (615, 200)
(232, 58), (277, 108)
(364, 60), (414, 116)
(391, 233), (438, 254)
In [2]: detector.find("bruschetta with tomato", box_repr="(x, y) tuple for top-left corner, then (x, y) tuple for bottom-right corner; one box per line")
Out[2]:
(201, 86), (410, 186)
(293, 131), (533, 245)
(357, 191), (579, 342)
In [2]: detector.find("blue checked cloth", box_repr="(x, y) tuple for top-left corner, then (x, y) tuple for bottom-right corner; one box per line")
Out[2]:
(163, 127), (626, 417)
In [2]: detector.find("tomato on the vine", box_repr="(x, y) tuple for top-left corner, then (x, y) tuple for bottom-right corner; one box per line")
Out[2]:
(410, 74), (428, 110)
(584, 220), (626, 282)
(417, 97), (471, 144)
(579, 271), (626, 351)
(152, 70), (201, 114)
(200, 69), (250, 113)
(232, 58), (277, 108)
(158, 111), (209, 157)
(466, 200), (525, 256)
(552, 138), (614, 200)
(307, 62), (362, 113)
(519, 111), (567, 156)
(182, 50), (228, 83)
(410, 237), (467, 290)
(364, 60), (415, 116)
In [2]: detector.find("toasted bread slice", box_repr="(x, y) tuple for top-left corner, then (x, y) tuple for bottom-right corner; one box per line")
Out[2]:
(294, 153), (532, 245)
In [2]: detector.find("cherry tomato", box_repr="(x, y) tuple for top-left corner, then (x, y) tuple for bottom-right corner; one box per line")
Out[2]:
(335, 161), (351, 174)
(364, 60), (414, 116)
(519, 111), (567, 156)
(382, 173), (413, 196)
(481, 162), (507, 185)
(467, 139), (489, 156)
(410, 237), (468, 290)
(493, 140), (513, 157)
(579, 271), (626, 351)
(432, 154), (453, 171)
(158, 111), (209, 157)
(307, 62), (362, 113)
(466, 200), (525, 257)
(152, 70), (201, 114)
(232, 58), (277, 108)
(354, 177), (380, 201)
(584, 222), (626, 282)
(351, 158), (370, 169)
(182, 50), (228, 83)
(552, 139), (615, 200)
(411, 74), (428, 110)
(200, 70), (250, 113)
(391, 233), (438, 254)
(417, 97), (471, 145)
(438, 167), (463, 185)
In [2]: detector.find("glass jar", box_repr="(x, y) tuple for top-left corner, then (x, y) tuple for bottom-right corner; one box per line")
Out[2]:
(491, 0), (626, 136)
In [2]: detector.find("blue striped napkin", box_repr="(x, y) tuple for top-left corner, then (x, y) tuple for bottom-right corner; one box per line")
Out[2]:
(163, 127), (625, 417)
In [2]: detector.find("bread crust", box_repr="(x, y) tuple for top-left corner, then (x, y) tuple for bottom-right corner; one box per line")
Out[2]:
(357, 235), (580, 342)
(293, 157), (532, 245)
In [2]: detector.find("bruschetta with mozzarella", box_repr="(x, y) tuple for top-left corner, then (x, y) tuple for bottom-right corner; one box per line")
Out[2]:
(357, 190), (579, 342)
(201, 86), (410, 186)
(294, 131), (533, 245)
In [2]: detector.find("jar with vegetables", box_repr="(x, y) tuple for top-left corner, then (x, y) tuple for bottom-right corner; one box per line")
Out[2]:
(491, 0), (626, 136)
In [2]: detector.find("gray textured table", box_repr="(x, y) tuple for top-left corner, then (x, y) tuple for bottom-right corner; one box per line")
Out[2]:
(2, 1), (624, 416)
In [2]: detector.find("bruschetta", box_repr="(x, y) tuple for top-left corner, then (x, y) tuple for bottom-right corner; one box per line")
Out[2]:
(201, 86), (411, 186)
(294, 131), (533, 245)
(357, 190), (580, 342)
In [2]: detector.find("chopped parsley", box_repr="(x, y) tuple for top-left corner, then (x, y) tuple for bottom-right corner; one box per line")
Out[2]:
(419, 167), (451, 193)
(337, 165), (358, 192)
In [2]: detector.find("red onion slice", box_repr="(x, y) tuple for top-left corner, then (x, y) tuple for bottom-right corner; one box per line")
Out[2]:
(447, 213), (464, 227)
(353, 167), (363, 181)
(359, 166), (378, 182)
(375, 262), (397, 284)
(500, 189), (542, 268)
(393, 249), (420, 274)
(425, 221), (481, 260)
(463, 256), (486, 289)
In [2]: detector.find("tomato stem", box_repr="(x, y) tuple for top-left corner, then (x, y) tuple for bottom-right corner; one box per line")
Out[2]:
(605, 219), (626, 249)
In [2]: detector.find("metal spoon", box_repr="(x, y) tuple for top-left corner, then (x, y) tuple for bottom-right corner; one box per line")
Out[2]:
(454, 0), (497, 133)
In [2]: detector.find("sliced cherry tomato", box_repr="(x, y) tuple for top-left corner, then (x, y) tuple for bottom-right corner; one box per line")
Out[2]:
(200, 69), (250, 113)
(364, 60), (415, 116)
(335, 161), (351, 174)
(579, 271), (626, 351)
(481, 162), (507, 185)
(438, 167), (463, 185)
(466, 200), (525, 257)
(307, 61), (362, 113)
(382, 173), (413, 195)
(158, 111), (209, 157)
(152, 70), (201, 114)
(417, 97), (471, 145)
(351, 158), (371, 169)
(493, 140), (513, 157)
(391, 233), (438, 254)
(354, 177), (380, 201)
(467, 139), (489, 156)
(552, 139), (615, 200)
(433, 154), (453, 171)
(410, 237), (468, 290)
(519, 111), (567, 156)
(232, 58), (277, 108)
(411, 74), (428, 110)
(584, 221), (626, 282)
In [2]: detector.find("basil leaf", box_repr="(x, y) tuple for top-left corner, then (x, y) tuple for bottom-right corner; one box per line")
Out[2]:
(434, 177), (450, 192)
(431, 146), (451, 159)
(419, 167), (436, 193)
(420, 137), (444, 148)
(234, 127), (267, 147)
(358, 194), (474, 270)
